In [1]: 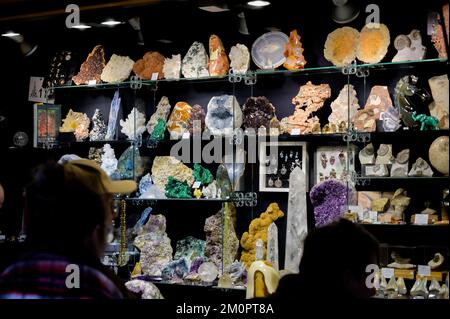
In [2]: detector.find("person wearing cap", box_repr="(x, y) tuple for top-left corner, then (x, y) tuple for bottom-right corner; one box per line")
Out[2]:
(0, 159), (136, 299)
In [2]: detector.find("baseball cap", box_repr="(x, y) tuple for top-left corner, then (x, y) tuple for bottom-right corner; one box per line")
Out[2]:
(63, 159), (137, 195)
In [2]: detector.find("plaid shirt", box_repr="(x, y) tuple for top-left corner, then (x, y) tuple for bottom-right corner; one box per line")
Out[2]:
(0, 253), (124, 299)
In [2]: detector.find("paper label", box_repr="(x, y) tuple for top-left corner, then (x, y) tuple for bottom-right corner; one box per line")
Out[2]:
(414, 214), (428, 225)
(418, 265), (431, 277)
(369, 211), (378, 222)
(291, 129), (301, 136)
(192, 181), (201, 189)
(382, 267), (394, 279)
(182, 132), (190, 139)
(151, 73), (159, 81)
(88, 80), (97, 86)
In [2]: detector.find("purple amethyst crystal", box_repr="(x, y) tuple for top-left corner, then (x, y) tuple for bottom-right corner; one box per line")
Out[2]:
(242, 96), (276, 129)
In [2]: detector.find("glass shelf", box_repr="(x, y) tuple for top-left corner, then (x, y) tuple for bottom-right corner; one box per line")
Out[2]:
(125, 197), (233, 203)
(50, 58), (448, 90)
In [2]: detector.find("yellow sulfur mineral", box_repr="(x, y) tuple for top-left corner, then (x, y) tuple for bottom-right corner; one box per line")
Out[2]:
(60, 109), (84, 133)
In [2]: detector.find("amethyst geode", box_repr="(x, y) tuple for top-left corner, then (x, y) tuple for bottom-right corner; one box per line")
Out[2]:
(309, 179), (351, 227)
(242, 96), (276, 130)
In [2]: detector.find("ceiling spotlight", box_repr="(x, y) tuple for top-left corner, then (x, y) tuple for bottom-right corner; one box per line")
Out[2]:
(157, 39), (173, 44)
(332, 0), (360, 24)
(101, 20), (123, 26)
(247, 1), (271, 7)
(2, 31), (21, 37)
(71, 24), (92, 30)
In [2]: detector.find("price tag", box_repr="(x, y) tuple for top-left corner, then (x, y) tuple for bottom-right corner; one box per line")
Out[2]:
(418, 265), (431, 277)
(192, 181), (201, 189)
(369, 211), (378, 222)
(88, 80), (97, 86)
(291, 129), (301, 136)
(151, 73), (159, 81)
(414, 214), (428, 225)
(182, 132), (190, 139)
(382, 267), (394, 279)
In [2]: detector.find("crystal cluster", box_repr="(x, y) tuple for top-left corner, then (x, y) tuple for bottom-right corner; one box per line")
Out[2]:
(120, 108), (146, 140)
(162, 54), (181, 80)
(100, 144), (118, 176)
(182, 42), (209, 78)
(283, 29), (307, 70)
(229, 44), (250, 74)
(60, 109), (84, 133)
(133, 51), (165, 80)
(187, 104), (206, 135)
(147, 96), (171, 135)
(165, 177), (192, 199)
(125, 280), (163, 299)
(327, 84), (360, 128)
(242, 96), (276, 130)
(205, 95), (243, 136)
(209, 35), (229, 76)
(167, 102), (192, 139)
(74, 113), (90, 141)
(100, 54), (134, 83)
(89, 109), (107, 141)
(72, 45), (105, 85)
(174, 236), (206, 269)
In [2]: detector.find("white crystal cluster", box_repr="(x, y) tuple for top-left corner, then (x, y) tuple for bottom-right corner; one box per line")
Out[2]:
(120, 107), (146, 140)
(327, 84), (360, 126)
(163, 54), (181, 80)
(229, 44), (250, 74)
(100, 144), (118, 176)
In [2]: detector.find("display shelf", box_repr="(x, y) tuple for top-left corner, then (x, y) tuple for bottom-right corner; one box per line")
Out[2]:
(366, 130), (450, 143)
(59, 140), (133, 147)
(125, 197), (233, 204)
(355, 176), (449, 190)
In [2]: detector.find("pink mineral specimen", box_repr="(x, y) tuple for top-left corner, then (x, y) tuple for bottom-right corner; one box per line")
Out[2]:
(209, 35), (229, 76)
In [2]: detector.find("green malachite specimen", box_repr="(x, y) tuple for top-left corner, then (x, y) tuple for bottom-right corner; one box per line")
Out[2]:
(412, 112), (439, 131)
(150, 118), (166, 141)
(165, 176), (192, 198)
(193, 163), (213, 185)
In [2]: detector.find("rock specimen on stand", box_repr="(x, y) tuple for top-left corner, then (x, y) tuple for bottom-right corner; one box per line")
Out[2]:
(72, 45), (106, 85)
(324, 27), (359, 66)
(165, 176), (192, 199)
(229, 44), (250, 74)
(163, 54), (181, 80)
(74, 113), (90, 141)
(174, 236), (206, 268)
(100, 143), (118, 176)
(182, 42), (209, 78)
(242, 96), (276, 130)
(281, 81), (331, 134)
(120, 108), (146, 140)
(100, 54), (135, 83)
(408, 157), (434, 177)
(136, 214), (173, 277)
(205, 95), (243, 136)
(240, 203), (285, 269)
(267, 222), (279, 271)
(166, 102), (192, 139)
(209, 34), (229, 76)
(327, 84), (360, 128)
(283, 29), (307, 70)
(354, 86), (393, 132)
(187, 104), (206, 135)
(60, 109), (84, 132)
(429, 136), (449, 175)
(356, 23), (390, 63)
(428, 75), (449, 129)
(146, 96), (171, 135)
(133, 51), (165, 80)
(88, 147), (103, 165)
(310, 179), (350, 227)
(285, 167), (308, 274)
(151, 156), (194, 191)
(89, 109), (107, 141)
(392, 30), (426, 62)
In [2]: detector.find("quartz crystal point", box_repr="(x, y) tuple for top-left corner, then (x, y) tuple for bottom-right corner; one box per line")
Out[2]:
(267, 223), (279, 271)
(396, 277), (407, 295)
(198, 262), (219, 282)
(411, 278), (429, 299)
(216, 164), (233, 199)
(385, 276), (399, 296)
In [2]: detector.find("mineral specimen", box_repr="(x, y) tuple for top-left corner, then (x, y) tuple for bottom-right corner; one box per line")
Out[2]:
(161, 258), (189, 281)
(391, 188), (411, 221)
(209, 34), (229, 76)
(375, 144), (394, 165)
(72, 45), (106, 85)
(242, 96), (276, 130)
(165, 176), (192, 199)
(380, 106), (401, 132)
(125, 280), (163, 299)
(193, 189), (202, 199)
(412, 112), (439, 130)
(281, 81), (331, 134)
(365, 164), (389, 177)
(138, 173), (153, 195)
(431, 12), (448, 59)
(229, 44), (250, 74)
(174, 236), (206, 268)
(205, 95), (243, 136)
(391, 149), (409, 177)
(198, 262), (219, 282)
(372, 198), (390, 212)
(88, 147), (103, 165)
(114, 145), (144, 180)
(359, 143), (376, 165)
(354, 86), (393, 132)
(429, 136), (449, 175)
(150, 119), (166, 142)
(267, 222), (279, 271)
(100, 143), (118, 176)
(392, 30), (426, 62)
(356, 23), (390, 63)
(246, 260), (280, 299)
(240, 203), (285, 269)
(324, 27), (359, 66)
(223, 148), (246, 191)
(139, 178), (166, 200)
(120, 108), (146, 140)
(428, 75), (449, 129)
(327, 84), (360, 127)
(408, 157), (434, 176)
(310, 179), (350, 227)
(162, 54), (181, 80)
(202, 180), (220, 199)
(89, 109), (107, 141)
(151, 156), (194, 191)
(187, 104), (206, 135)
(283, 29), (307, 70)
(60, 109), (84, 132)
(105, 90), (121, 140)
(193, 163), (213, 185)
(216, 164), (232, 198)
(74, 113), (90, 141)
(146, 96), (171, 135)
(182, 42), (209, 78)
(100, 54), (134, 83)
(166, 101), (192, 139)
(133, 51), (165, 80)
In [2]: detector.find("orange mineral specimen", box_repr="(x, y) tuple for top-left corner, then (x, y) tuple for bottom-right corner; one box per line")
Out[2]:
(133, 51), (165, 80)
(72, 45), (106, 85)
(283, 30), (307, 70)
(208, 34), (229, 76)
(166, 102), (193, 139)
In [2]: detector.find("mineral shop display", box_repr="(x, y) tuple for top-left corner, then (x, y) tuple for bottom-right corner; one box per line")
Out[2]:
(120, 108), (146, 140)
(281, 81), (331, 134)
(208, 34), (229, 76)
(74, 113), (90, 141)
(327, 84), (359, 128)
(251, 31), (289, 69)
(182, 42), (209, 78)
(323, 26), (359, 66)
(428, 75), (449, 129)
(151, 156), (194, 191)
(60, 109), (84, 132)
(205, 95), (242, 136)
(429, 136), (449, 175)
(100, 144), (118, 176)
(242, 96), (276, 130)
(133, 51), (165, 80)
(283, 29), (307, 70)
(167, 101), (192, 139)
(72, 45), (106, 85)
(162, 54), (181, 80)
(356, 23), (390, 64)
(229, 44), (250, 74)
(100, 54), (134, 83)
(392, 30), (427, 62)
(354, 86), (393, 132)
(146, 96), (171, 135)
(89, 109), (107, 141)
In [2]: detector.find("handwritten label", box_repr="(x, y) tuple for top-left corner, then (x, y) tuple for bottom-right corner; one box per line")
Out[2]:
(418, 265), (431, 277)
(88, 80), (97, 86)
(369, 211), (378, 222)
(151, 73), (159, 81)
(382, 267), (394, 279)
(192, 181), (201, 189)
(291, 129), (301, 136)
(414, 214), (428, 225)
